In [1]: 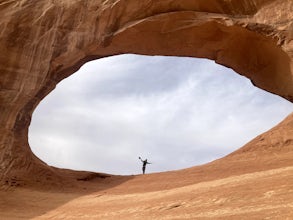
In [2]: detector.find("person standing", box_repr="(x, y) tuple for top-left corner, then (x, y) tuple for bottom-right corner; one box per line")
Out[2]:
(139, 157), (151, 174)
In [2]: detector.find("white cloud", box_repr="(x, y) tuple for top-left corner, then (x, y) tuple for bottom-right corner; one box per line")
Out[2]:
(29, 54), (293, 175)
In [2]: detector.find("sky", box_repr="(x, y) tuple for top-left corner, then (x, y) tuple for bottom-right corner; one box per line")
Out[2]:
(29, 54), (292, 175)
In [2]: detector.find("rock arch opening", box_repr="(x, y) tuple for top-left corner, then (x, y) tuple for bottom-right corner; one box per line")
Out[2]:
(29, 54), (292, 175)
(1, 0), (293, 185)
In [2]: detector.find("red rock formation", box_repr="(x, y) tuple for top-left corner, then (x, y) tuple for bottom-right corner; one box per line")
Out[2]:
(0, 0), (292, 186)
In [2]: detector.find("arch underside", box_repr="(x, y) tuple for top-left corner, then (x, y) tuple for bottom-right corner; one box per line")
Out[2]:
(0, 0), (292, 186)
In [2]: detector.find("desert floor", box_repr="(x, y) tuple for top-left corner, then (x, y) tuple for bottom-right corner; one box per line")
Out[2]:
(1, 149), (293, 220)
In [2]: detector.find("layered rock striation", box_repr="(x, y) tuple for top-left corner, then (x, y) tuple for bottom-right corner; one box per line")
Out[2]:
(0, 0), (293, 186)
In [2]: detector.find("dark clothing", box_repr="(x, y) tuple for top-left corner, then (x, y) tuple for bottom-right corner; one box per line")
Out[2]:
(140, 158), (151, 174)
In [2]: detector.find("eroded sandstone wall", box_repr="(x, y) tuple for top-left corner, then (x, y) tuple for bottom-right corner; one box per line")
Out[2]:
(0, 0), (292, 185)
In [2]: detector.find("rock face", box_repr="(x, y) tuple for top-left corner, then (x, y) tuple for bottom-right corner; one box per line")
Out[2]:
(0, 0), (293, 185)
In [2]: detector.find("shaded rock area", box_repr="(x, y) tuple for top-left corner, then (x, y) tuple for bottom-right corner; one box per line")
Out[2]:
(0, 0), (292, 218)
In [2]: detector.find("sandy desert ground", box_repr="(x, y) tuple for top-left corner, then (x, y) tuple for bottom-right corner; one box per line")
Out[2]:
(1, 113), (293, 219)
(1, 138), (293, 219)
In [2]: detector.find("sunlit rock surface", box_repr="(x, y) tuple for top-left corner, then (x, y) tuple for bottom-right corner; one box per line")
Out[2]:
(0, 0), (293, 218)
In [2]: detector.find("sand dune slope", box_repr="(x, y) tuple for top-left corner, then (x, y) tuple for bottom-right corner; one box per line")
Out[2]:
(0, 113), (292, 219)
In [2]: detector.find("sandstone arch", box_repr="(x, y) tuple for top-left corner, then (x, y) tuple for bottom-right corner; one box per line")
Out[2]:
(0, 0), (292, 186)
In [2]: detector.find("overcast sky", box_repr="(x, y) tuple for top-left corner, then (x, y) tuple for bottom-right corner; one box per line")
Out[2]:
(29, 54), (292, 175)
